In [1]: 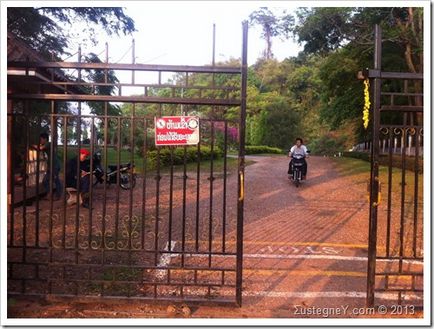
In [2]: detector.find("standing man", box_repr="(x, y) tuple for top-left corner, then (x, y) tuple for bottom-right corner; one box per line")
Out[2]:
(34, 132), (62, 200)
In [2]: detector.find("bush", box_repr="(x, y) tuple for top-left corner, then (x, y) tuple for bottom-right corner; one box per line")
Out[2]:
(342, 151), (370, 162)
(146, 145), (223, 170)
(245, 145), (284, 155)
(309, 133), (348, 156)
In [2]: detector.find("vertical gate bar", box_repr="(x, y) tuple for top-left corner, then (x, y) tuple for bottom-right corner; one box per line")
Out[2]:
(208, 120), (215, 268)
(132, 39), (135, 84)
(115, 117), (121, 247)
(35, 115), (42, 247)
(48, 105), (56, 255)
(413, 128), (420, 258)
(101, 106), (108, 294)
(181, 145), (187, 267)
(23, 101), (29, 257)
(195, 133), (201, 252)
(9, 107), (15, 246)
(366, 25), (382, 308)
(75, 106), (82, 252)
(399, 128), (407, 273)
(129, 106), (136, 253)
(88, 117), (95, 247)
(236, 21), (248, 306)
(384, 128), (394, 290)
(168, 147), (174, 252)
(77, 46), (82, 82)
(74, 103), (82, 296)
(141, 119), (148, 249)
(62, 116), (68, 249)
(212, 23), (216, 88)
(209, 25), (216, 262)
(222, 120), (228, 253)
(154, 146), (161, 266)
(102, 104), (108, 254)
(48, 102), (56, 295)
(155, 105), (162, 266)
(105, 42), (108, 83)
(386, 129), (393, 258)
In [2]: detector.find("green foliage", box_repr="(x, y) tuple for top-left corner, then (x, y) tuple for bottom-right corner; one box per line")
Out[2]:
(342, 151), (370, 162)
(245, 145), (284, 155)
(248, 96), (300, 149)
(146, 146), (223, 170)
(294, 7), (423, 71)
(308, 133), (348, 156)
(7, 7), (136, 58)
(294, 7), (353, 54)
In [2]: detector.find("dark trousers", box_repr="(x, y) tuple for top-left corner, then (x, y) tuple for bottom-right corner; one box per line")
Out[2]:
(288, 160), (307, 176)
(67, 175), (90, 193)
(43, 167), (62, 198)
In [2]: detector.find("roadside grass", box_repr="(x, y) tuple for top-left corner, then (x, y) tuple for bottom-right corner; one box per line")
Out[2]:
(331, 157), (423, 201)
(59, 147), (255, 175)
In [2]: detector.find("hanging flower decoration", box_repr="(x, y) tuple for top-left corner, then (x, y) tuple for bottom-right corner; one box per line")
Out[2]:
(363, 79), (370, 129)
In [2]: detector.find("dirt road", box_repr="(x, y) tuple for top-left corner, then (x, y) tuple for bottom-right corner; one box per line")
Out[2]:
(7, 155), (423, 319)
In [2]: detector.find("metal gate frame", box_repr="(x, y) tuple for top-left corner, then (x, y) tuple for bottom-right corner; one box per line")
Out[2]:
(363, 25), (424, 307)
(7, 22), (248, 306)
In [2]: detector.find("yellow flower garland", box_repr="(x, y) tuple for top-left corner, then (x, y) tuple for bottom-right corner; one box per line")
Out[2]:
(363, 79), (370, 129)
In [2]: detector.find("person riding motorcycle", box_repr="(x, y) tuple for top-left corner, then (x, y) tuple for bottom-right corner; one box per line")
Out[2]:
(288, 138), (308, 179)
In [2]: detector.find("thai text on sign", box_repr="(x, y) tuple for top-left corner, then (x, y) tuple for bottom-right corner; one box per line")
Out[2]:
(154, 116), (200, 146)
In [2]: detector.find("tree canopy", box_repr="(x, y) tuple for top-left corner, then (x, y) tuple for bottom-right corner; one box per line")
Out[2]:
(7, 7), (136, 59)
(248, 7), (294, 60)
(8, 6), (423, 154)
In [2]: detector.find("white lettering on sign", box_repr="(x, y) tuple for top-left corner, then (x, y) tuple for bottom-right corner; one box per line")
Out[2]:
(155, 116), (200, 146)
(156, 132), (189, 142)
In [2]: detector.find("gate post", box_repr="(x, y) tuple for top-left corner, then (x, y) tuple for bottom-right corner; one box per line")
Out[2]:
(366, 24), (382, 307)
(236, 20), (248, 307)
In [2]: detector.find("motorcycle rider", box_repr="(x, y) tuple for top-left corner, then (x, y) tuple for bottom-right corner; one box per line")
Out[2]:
(288, 138), (309, 179)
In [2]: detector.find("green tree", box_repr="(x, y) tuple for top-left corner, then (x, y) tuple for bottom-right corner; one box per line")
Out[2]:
(293, 7), (424, 131)
(7, 7), (136, 59)
(294, 7), (423, 74)
(249, 7), (294, 59)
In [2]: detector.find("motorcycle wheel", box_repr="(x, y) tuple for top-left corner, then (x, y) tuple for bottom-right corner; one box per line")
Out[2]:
(120, 173), (137, 190)
(295, 179), (300, 188)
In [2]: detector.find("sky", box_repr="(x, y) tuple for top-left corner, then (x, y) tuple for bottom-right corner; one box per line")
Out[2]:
(65, 1), (304, 69)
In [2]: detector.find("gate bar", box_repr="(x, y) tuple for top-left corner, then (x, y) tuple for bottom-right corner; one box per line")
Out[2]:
(235, 20), (248, 307)
(361, 69), (423, 80)
(366, 24), (382, 308)
(8, 61), (241, 74)
(8, 93), (241, 106)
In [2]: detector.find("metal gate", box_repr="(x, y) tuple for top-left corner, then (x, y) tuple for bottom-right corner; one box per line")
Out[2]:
(7, 23), (248, 305)
(364, 25), (424, 307)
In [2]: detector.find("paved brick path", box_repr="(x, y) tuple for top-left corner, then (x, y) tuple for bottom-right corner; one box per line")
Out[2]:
(7, 155), (423, 319)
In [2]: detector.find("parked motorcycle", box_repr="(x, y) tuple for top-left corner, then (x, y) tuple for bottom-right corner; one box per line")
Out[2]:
(92, 150), (137, 190)
(289, 154), (306, 188)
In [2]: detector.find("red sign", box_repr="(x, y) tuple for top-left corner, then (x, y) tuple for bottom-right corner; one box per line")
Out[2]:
(154, 116), (200, 146)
